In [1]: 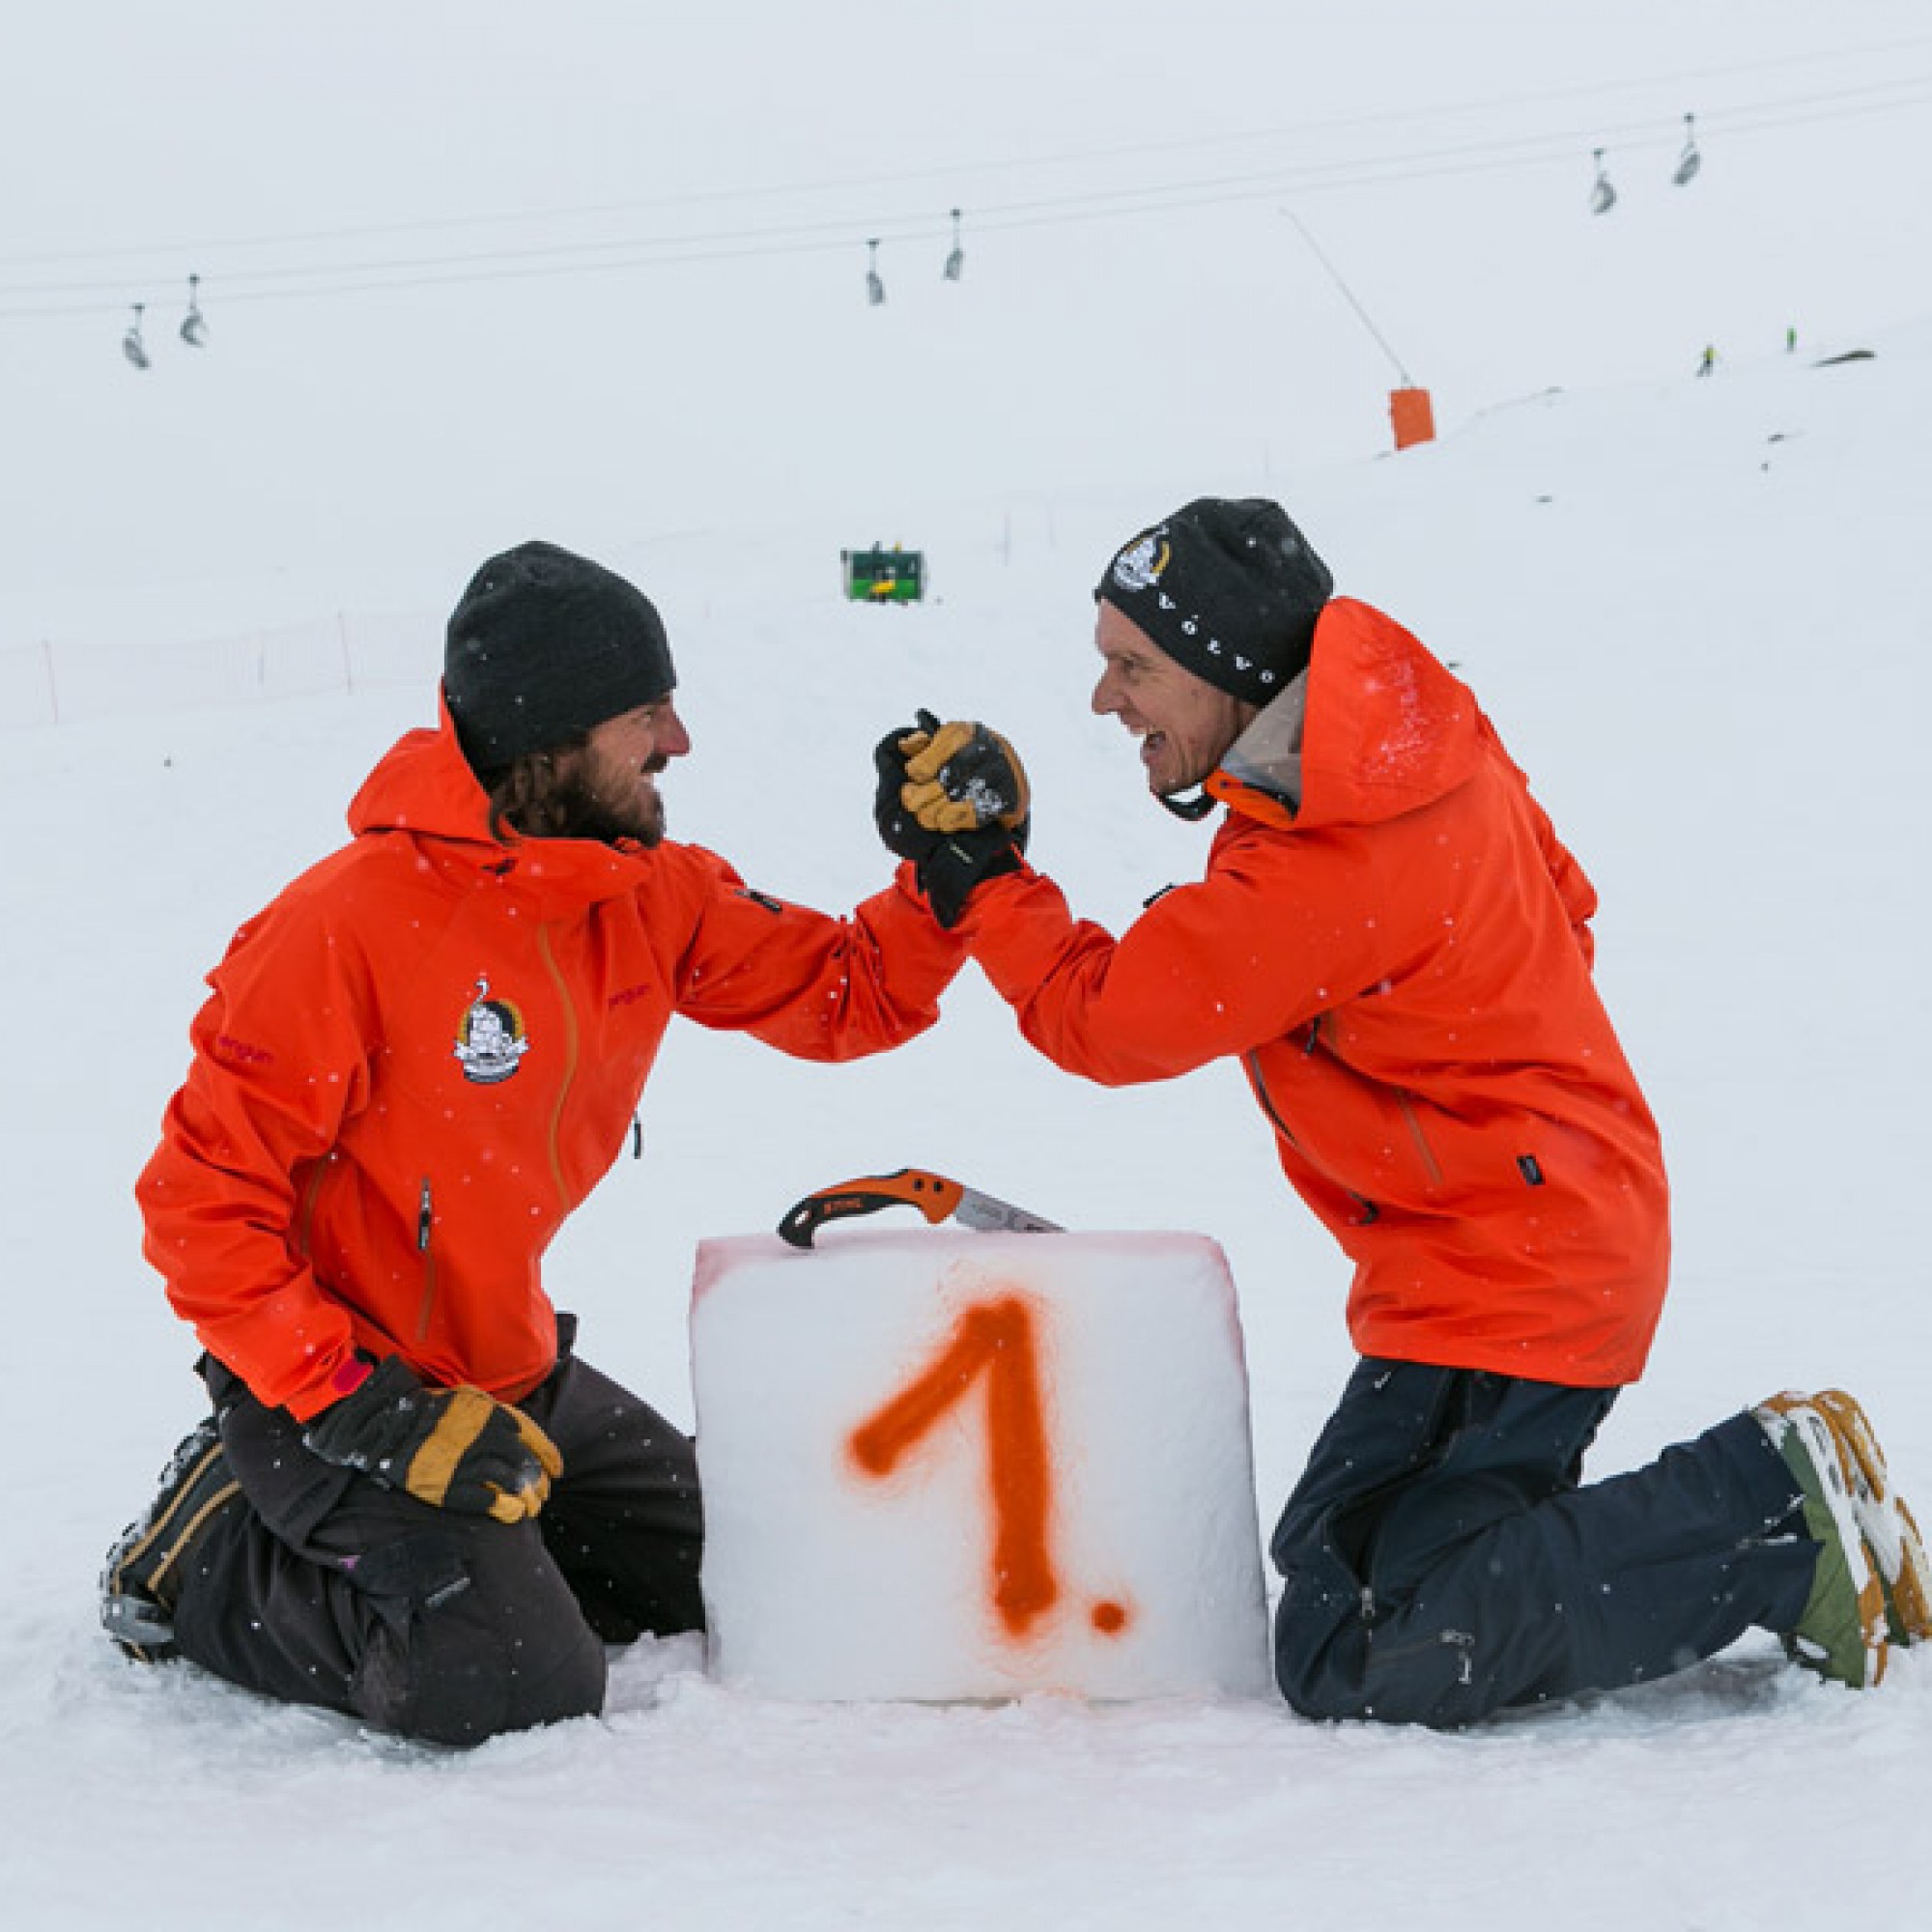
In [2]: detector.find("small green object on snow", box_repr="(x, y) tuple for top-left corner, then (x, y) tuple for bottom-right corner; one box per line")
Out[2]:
(843, 544), (925, 604)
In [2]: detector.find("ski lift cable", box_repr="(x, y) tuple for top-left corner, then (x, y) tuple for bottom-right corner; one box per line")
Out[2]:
(0, 196), (980, 302)
(9, 69), (1918, 312)
(3, 45), (1932, 280)
(3, 76), (1928, 325)
(0, 67), (1925, 307)
(9, 71), (1925, 327)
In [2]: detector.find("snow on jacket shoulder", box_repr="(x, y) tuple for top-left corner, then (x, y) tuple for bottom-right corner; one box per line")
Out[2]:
(138, 706), (966, 1420)
(964, 598), (1670, 1388)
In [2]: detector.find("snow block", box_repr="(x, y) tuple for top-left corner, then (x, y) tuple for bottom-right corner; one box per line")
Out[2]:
(690, 1229), (1271, 1701)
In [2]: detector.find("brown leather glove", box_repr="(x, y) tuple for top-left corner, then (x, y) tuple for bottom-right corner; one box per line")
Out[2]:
(302, 1356), (562, 1524)
(899, 717), (1031, 838)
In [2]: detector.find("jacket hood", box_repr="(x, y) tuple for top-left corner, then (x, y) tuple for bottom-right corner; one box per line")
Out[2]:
(1208, 596), (1483, 831)
(348, 696), (500, 848)
(346, 694), (649, 905)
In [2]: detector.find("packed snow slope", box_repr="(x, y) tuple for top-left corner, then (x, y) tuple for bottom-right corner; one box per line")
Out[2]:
(4, 314), (1929, 1928)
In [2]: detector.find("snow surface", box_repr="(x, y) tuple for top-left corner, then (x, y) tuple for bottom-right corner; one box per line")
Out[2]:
(5, 6), (1932, 1927)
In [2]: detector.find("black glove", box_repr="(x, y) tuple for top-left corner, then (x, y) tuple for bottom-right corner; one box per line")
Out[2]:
(302, 1355), (562, 1524)
(918, 826), (1025, 928)
(874, 714), (945, 865)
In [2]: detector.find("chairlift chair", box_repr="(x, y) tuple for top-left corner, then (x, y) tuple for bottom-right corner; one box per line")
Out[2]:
(122, 302), (151, 370)
(866, 238), (886, 306)
(180, 272), (210, 347)
(1589, 149), (1617, 215)
(943, 208), (964, 283)
(1672, 114), (1701, 187)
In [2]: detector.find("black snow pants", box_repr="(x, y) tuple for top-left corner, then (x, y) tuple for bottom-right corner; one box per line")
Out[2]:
(1270, 1357), (1818, 1727)
(173, 1317), (703, 1747)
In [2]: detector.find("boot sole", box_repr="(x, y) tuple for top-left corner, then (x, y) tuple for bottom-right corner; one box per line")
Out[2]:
(1759, 1394), (1890, 1687)
(1814, 1389), (1932, 1642)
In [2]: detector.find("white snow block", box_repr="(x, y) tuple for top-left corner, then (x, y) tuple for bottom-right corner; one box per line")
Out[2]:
(690, 1229), (1271, 1701)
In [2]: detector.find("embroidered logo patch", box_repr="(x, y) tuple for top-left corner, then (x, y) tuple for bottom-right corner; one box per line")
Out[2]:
(1110, 531), (1170, 594)
(453, 977), (529, 1085)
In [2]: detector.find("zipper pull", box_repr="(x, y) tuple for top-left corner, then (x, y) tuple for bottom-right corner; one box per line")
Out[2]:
(417, 1178), (433, 1251)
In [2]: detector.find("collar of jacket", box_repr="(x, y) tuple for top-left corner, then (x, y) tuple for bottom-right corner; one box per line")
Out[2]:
(344, 691), (655, 907)
(1204, 668), (1310, 829)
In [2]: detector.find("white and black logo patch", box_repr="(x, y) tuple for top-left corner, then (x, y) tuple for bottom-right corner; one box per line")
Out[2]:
(452, 977), (529, 1085)
(1110, 531), (1170, 594)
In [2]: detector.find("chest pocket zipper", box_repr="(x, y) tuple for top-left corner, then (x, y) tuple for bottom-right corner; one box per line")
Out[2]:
(415, 1177), (437, 1340)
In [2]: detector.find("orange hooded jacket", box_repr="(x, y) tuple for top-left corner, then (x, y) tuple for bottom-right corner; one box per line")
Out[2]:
(964, 598), (1670, 1388)
(138, 706), (965, 1422)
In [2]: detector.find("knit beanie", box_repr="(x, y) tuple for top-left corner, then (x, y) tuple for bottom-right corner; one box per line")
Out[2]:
(1094, 497), (1333, 704)
(444, 540), (676, 767)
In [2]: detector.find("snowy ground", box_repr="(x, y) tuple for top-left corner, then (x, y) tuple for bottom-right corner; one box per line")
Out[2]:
(7, 320), (1931, 1928)
(7, 7), (1932, 1926)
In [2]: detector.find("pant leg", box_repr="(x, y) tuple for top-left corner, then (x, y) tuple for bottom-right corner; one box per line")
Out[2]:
(521, 1350), (705, 1644)
(171, 1365), (606, 1747)
(1271, 1357), (1816, 1728)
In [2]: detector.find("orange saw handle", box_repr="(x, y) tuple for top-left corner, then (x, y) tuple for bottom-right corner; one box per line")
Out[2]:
(777, 1168), (965, 1248)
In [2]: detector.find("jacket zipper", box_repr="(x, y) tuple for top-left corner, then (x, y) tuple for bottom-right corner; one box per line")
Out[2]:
(535, 924), (581, 1208)
(414, 1176), (438, 1340)
(293, 1155), (331, 1259)
(1243, 1050), (1379, 1226)
(1394, 1092), (1445, 1189)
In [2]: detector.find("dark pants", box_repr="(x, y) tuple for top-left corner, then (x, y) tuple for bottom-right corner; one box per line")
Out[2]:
(1270, 1358), (1817, 1727)
(175, 1321), (703, 1747)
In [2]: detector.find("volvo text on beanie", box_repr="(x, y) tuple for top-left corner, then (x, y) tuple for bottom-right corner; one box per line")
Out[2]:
(444, 540), (676, 767)
(1094, 497), (1333, 705)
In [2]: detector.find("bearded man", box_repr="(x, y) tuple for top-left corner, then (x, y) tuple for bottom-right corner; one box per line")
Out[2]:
(106, 540), (966, 1745)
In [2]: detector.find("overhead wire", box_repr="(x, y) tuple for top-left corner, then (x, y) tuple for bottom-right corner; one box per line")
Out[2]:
(4, 29), (1928, 277)
(1, 58), (1925, 325)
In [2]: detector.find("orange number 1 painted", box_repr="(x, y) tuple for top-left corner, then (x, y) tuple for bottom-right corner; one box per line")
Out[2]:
(847, 1294), (1061, 1638)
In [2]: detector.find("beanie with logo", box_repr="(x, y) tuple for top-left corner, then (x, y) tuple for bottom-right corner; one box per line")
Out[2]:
(1094, 497), (1333, 705)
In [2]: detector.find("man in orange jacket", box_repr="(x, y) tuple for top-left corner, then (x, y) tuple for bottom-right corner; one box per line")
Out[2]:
(106, 540), (969, 1745)
(874, 497), (1929, 1723)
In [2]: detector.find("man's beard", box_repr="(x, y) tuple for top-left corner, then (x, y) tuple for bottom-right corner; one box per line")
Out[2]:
(547, 764), (668, 848)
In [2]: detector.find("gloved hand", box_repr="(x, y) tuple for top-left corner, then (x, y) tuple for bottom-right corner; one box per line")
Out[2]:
(873, 710), (1029, 928)
(918, 826), (1025, 928)
(874, 715), (945, 864)
(900, 718), (1031, 838)
(301, 1355), (562, 1524)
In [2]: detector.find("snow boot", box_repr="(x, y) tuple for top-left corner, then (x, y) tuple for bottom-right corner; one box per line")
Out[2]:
(100, 1417), (242, 1662)
(1810, 1389), (1932, 1644)
(1754, 1392), (1889, 1688)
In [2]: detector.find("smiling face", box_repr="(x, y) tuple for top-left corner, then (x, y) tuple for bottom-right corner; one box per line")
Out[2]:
(560, 696), (690, 845)
(1091, 603), (1257, 799)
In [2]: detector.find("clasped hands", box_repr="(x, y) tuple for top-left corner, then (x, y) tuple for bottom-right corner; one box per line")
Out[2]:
(873, 710), (1030, 927)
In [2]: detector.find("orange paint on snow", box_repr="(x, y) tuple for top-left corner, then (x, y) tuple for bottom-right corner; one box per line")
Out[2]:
(848, 1294), (1060, 1637)
(1090, 1600), (1129, 1636)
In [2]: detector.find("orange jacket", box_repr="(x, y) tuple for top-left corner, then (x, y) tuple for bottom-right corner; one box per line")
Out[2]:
(139, 706), (965, 1421)
(965, 598), (1669, 1387)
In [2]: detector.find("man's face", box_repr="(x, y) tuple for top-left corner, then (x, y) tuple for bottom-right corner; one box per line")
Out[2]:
(555, 696), (691, 846)
(1091, 604), (1255, 798)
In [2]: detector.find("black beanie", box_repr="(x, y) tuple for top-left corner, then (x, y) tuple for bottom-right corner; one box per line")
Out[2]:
(443, 540), (676, 767)
(1094, 497), (1333, 705)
